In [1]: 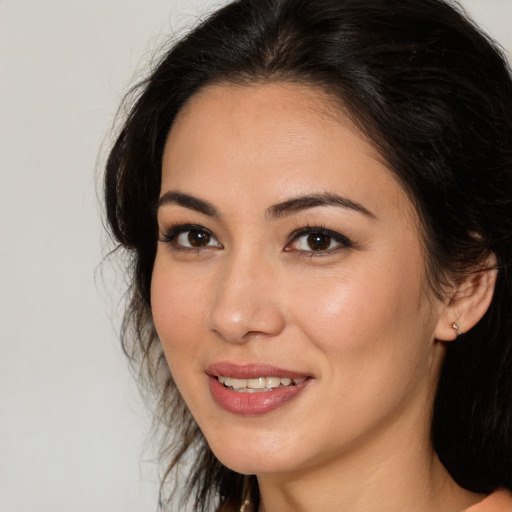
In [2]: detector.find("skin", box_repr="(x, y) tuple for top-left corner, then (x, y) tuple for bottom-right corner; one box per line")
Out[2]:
(151, 83), (491, 511)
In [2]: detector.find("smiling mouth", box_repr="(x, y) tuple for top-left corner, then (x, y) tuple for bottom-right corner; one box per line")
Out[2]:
(216, 375), (306, 393)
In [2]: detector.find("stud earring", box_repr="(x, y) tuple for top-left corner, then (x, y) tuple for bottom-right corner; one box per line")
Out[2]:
(451, 322), (462, 337)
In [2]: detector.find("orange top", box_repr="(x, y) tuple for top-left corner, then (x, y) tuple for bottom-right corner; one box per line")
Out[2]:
(466, 490), (512, 512)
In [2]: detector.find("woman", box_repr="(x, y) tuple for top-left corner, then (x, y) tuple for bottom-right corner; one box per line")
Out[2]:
(104, 0), (512, 510)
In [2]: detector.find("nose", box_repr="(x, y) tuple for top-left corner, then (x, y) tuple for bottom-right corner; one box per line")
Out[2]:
(207, 251), (286, 343)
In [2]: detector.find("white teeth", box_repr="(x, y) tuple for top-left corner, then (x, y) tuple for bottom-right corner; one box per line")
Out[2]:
(247, 377), (266, 389)
(229, 378), (247, 389)
(265, 377), (281, 389)
(217, 375), (306, 391)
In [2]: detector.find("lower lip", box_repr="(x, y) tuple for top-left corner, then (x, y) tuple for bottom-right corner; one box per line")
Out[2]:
(209, 376), (310, 415)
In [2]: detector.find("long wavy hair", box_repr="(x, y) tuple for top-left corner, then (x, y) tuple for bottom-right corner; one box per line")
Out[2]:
(104, 0), (512, 510)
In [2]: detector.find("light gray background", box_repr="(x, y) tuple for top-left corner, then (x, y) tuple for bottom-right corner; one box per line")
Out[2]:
(1, 1), (511, 511)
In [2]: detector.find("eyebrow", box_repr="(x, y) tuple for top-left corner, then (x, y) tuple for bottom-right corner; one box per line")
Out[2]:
(156, 191), (219, 217)
(156, 190), (376, 220)
(266, 193), (376, 220)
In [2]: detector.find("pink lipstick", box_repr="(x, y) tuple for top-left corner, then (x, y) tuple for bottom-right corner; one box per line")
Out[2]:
(206, 362), (311, 415)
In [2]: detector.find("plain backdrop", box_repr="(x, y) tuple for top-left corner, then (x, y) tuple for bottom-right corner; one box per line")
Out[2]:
(1, 1), (511, 511)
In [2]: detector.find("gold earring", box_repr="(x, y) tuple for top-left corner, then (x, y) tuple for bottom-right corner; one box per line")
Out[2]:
(239, 476), (254, 512)
(240, 498), (252, 512)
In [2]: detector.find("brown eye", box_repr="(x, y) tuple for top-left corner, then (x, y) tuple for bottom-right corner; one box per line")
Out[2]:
(287, 227), (351, 254)
(165, 226), (222, 249)
(188, 230), (211, 247)
(307, 233), (331, 251)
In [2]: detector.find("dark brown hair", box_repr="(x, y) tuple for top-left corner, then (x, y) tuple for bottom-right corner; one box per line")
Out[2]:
(104, 0), (512, 509)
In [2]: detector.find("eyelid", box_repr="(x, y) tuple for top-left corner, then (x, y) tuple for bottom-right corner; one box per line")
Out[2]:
(159, 223), (223, 249)
(286, 225), (352, 253)
(158, 222), (351, 254)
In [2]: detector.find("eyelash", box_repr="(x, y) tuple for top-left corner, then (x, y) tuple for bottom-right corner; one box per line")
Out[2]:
(286, 225), (352, 256)
(159, 223), (222, 252)
(159, 223), (352, 255)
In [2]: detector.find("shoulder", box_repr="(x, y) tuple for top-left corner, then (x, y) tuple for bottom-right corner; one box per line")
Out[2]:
(465, 490), (512, 512)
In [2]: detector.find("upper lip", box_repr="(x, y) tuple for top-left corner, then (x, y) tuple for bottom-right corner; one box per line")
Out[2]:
(206, 361), (311, 380)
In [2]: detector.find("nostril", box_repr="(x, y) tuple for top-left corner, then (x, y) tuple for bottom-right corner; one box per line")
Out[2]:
(208, 304), (286, 344)
(241, 330), (274, 341)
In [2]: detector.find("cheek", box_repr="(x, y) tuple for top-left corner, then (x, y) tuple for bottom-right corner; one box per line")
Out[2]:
(290, 263), (420, 341)
(288, 257), (434, 385)
(150, 258), (213, 414)
(288, 271), (437, 442)
(150, 258), (206, 360)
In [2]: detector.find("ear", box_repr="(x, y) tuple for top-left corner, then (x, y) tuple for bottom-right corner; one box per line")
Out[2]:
(435, 253), (498, 342)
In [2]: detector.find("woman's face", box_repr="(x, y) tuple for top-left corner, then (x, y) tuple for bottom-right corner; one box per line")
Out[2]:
(152, 83), (448, 476)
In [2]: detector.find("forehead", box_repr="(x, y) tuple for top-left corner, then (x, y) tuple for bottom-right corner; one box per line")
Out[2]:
(175, 81), (351, 130)
(167, 82), (367, 162)
(161, 82), (415, 223)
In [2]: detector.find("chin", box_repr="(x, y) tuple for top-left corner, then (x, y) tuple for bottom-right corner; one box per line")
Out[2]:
(204, 429), (310, 476)
(214, 452), (295, 476)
